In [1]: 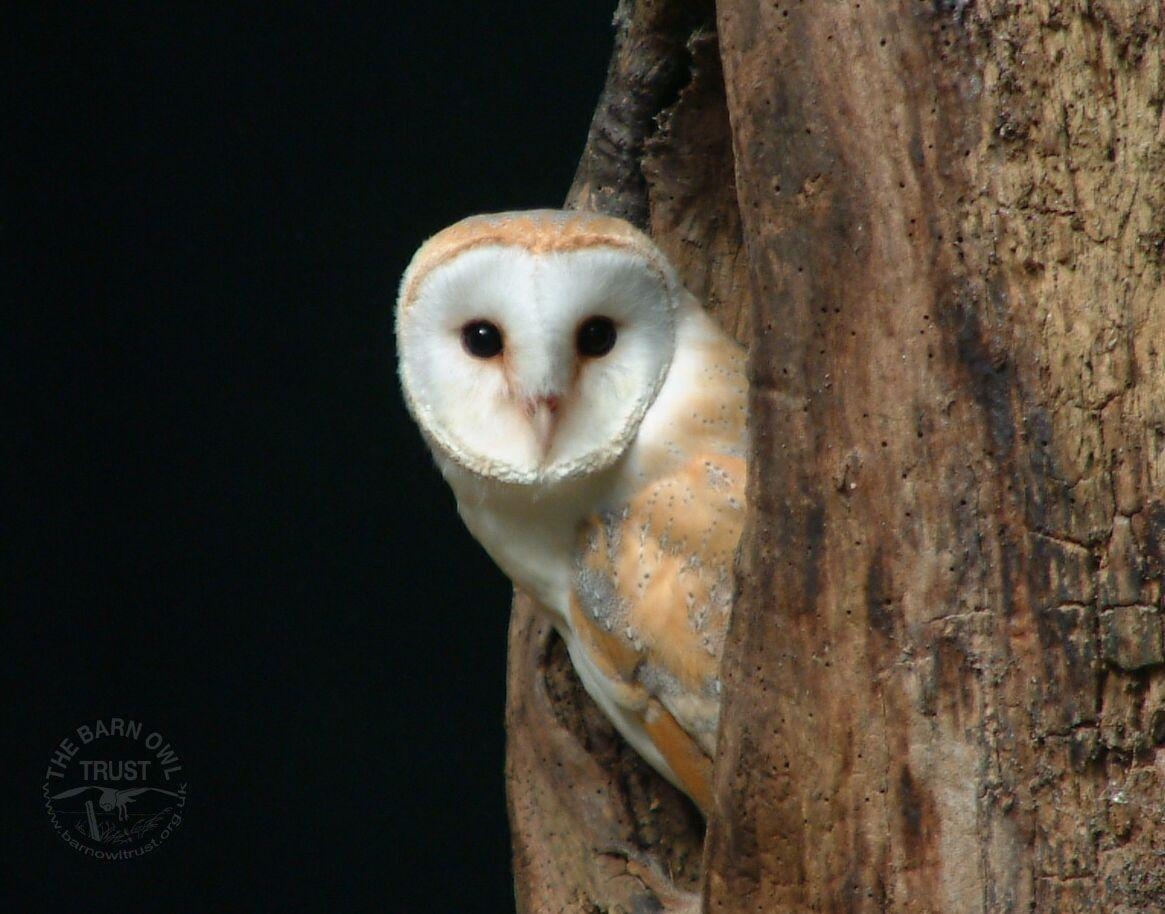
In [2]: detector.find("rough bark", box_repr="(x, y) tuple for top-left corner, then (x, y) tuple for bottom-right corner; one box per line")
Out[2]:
(507, 2), (1165, 912)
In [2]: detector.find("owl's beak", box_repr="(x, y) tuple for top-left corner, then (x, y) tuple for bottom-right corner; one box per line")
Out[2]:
(525, 394), (561, 455)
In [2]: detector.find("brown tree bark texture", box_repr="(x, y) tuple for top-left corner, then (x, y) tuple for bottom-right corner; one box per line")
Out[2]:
(506, 2), (1165, 913)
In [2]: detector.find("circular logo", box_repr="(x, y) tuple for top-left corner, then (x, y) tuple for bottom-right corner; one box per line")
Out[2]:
(42, 717), (188, 860)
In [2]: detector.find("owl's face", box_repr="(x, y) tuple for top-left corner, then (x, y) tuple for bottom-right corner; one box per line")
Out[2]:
(397, 211), (680, 485)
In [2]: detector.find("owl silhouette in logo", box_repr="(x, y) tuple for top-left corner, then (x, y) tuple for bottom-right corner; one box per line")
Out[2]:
(51, 785), (181, 821)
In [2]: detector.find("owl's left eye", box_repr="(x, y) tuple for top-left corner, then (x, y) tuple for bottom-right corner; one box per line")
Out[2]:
(576, 316), (617, 358)
(461, 320), (504, 358)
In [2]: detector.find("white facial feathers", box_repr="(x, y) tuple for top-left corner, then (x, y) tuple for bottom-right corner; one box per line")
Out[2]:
(396, 211), (682, 485)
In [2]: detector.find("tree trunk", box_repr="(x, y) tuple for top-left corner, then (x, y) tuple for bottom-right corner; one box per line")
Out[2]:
(507, 2), (1165, 912)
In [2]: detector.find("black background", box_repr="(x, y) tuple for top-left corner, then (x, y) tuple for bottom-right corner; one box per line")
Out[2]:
(5, 5), (613, 911)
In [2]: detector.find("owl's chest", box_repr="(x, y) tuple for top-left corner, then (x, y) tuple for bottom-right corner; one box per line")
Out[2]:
(456, 496), (576, 618)
(444, 464), (623, 621)
(452, 479), (687, 792)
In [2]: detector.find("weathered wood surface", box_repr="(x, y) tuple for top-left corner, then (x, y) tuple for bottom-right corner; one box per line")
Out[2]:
(508, 2), (1165, 911)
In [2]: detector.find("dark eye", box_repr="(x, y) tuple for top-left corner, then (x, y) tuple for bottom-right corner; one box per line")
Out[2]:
(461, 320), (504, 358)
(576, 316), (617, 358)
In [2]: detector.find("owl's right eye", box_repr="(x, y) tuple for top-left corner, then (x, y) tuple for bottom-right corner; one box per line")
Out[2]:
(461, 320), (504, 358)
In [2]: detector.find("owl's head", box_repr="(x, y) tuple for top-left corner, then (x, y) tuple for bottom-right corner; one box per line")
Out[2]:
(396, 210), (682, 485)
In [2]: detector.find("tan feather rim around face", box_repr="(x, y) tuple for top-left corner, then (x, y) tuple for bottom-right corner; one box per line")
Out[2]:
(397, 209), (679, 313)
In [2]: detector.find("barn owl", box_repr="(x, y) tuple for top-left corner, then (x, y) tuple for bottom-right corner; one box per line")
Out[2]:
(396, 210), (746, 814)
